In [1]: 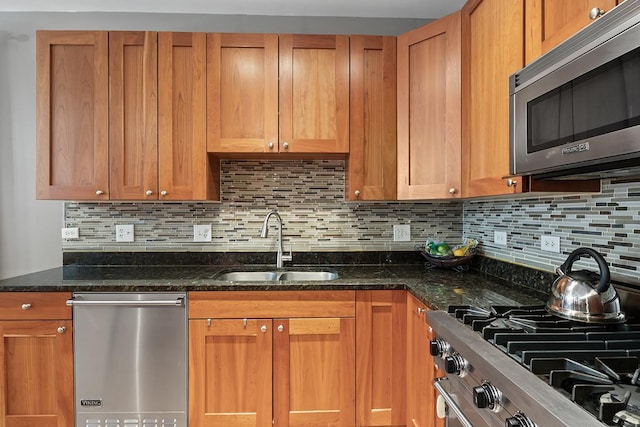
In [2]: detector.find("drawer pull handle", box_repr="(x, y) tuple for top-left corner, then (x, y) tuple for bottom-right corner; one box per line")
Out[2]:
(21, 303), (31, 310)
(277, 324), (284, 332)
(261, 325), (268, 333)
(57, 326), (66, 334)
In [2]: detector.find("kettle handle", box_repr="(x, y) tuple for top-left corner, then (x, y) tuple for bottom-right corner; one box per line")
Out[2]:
(560, 247), (611, 293)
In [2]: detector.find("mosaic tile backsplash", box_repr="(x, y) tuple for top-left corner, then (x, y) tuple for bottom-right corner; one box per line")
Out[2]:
(63, 160), (640, 285)
(464, 179), (640, 285)
(63, 160), (463, 254)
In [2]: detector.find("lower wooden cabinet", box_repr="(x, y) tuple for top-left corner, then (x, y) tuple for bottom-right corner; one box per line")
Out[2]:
(355, 290), (406, 426)
(406, 293), (442, 427)
(188, 289), (438, 427)
(0, 293), (73, 427)
(188, 291), (356, 427)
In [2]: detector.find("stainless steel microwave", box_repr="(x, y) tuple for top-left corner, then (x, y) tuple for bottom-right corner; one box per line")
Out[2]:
(510, 0), (640, 179)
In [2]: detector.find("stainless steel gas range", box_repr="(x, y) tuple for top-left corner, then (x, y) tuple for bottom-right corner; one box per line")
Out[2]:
(427, 304), (640, 427)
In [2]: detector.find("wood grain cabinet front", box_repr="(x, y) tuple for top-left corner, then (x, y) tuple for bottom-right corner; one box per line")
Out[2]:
(0, 292), (73, 427)
(188, 291), (356, 427)
(207, 33), (349, 156)
(397, 12), (462, 200)
(525, 0), (620, 64)
(347, 36), (397, 201)
(406, 294), (442, 427)
(355, 290), (406, 426)
(36, 30), (218, 201)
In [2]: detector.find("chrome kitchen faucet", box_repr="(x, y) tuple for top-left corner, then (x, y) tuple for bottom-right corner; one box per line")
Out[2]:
(259, 211), (292, 269)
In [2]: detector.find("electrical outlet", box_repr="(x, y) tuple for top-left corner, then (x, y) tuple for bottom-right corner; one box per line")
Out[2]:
(393, 224), (411, 242)
(494, 231), (507, 246)
(115, 224), (134, 243)
(61, 227), (79, 239)
(541, 235), (560, 253)
(193, 224), (212, 242)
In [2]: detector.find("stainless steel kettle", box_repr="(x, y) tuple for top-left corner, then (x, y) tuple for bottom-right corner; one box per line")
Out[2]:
(546, 247), (625, 323)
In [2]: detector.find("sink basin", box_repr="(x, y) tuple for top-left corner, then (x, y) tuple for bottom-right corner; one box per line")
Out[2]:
(277, 271), (338, 281)
(214, 270), (338, 282)
(214, 271), (280, 281)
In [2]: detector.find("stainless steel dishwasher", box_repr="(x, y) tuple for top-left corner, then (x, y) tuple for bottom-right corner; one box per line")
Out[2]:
(67, 292), (187, 427)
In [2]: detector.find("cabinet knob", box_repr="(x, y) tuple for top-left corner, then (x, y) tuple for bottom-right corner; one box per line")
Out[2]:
(589, 7), (605, 19)
(448, 187), (457, 195)
(160, 190), (168, 196)
(506, 179), (517, 188)
(21, 303), (31, 310)
(95, 190), (104, 196)
(57, 326), (66, 334)
(260, 325), (268, 333)
(283, 142), (289, 149)
(268, 141), (274, 149)
(145, 190), (153, 196)
(354, 190), (361, 198)
(277, 324), (284, 332)
(417, 307), (426, 315)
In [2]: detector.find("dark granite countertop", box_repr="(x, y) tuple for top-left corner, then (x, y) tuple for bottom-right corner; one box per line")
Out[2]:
(0, 263), (547, 310)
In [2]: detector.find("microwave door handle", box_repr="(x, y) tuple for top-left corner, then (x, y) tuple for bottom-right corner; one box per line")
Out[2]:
(433, 377), (475, 427)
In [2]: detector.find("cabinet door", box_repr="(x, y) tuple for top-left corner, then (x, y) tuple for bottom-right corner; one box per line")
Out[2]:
(207, 33), (279, 154)
(109, 31), (159, 200)
(406, 295), (442, 427)
(461, 0), (524, 197)
(189, 319), (273, 427)
(273, 317), (356, 427)
(397, 12), (462, 200)
(0, 320), (73, 427)
(355, 291), (406, 426)
(348, 36), (397, 201)
(525, 0), (619, 63)
(36, 31), (109, 200)
(279, 34), (350, 154)
(158, 32), (218, 201)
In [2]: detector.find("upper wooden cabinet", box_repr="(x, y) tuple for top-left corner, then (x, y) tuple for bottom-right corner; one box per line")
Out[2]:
(36, 31), (109, 200)
(36, 31), (218, 201)
(109, 31), (158, 200)
(525, 0), (619, 64)
(461, 0), (525, 198)
(207, 34), (349, 155)
(207, 33), (279, 153)
(347, 36), (397, 201)
(397, 12), (462, 200)
(158, 32), (218, 200)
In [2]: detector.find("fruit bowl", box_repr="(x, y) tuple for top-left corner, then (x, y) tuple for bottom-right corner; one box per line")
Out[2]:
(416, 239), (479, 272)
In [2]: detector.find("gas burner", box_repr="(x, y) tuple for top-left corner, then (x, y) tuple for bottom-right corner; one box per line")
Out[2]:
(443, 304), (640, 426)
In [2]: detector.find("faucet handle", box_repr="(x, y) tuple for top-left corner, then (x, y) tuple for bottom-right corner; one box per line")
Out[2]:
(282, 246), (293, 263)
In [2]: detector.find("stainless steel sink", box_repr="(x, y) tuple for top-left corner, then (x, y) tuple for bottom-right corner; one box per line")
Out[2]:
(214, 270), (338, 282)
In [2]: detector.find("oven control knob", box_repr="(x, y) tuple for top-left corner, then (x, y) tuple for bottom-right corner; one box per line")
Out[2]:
(505, 412), (536, 427)
(429, 337), (451, 357)
(444, 353), (468, 377)
(473, 381), (503, 413)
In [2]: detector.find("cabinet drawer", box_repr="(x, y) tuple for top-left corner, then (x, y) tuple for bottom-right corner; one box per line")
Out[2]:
(0, 292), (72, 320)
(188, 290), (356, 319)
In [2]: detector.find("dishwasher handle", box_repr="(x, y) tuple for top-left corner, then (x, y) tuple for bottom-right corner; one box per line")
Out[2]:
(66, 298), (185, 307)
(433, 377), (475, 427)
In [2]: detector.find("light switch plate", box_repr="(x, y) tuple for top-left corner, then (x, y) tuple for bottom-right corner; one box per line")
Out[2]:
(194, 224), (212, 242)
(61, 227), (79, 239)
(393, 224), (411, 242)
(116, 224), (134, 242)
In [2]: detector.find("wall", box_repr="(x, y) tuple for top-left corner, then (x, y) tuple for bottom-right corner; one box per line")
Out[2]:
(62, 160), (464, 253)
(0, 11), (429, 279)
